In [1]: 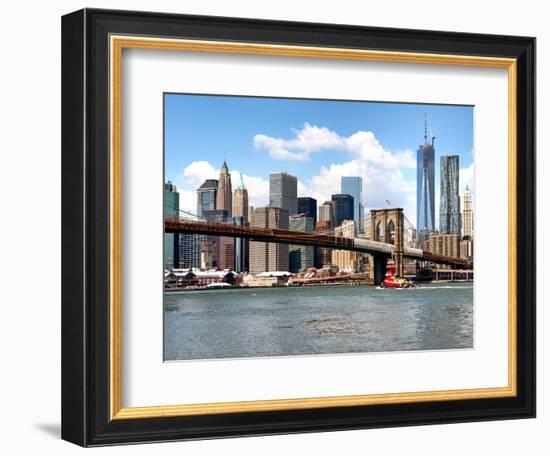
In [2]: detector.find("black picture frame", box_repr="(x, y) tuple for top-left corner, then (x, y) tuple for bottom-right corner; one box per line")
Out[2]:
(62, 8), (536, 447)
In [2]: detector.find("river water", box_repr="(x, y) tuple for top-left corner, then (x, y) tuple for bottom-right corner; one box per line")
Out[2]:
(164, 284), (473, 361)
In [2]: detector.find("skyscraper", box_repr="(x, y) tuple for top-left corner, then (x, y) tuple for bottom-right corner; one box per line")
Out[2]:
(439, 155), (461, 235)
(249, 207), (289, 273)
(341, 176), (364, 232)
(179, 234), (202, 269)
(289, 214), (315, 272)
(232, 173), (249, 223)
(297, 197), (317, 226)
(462, 184), (473, 238)
(269, 172), (297, 215)
(319, 201), (336, 227)
(203, 209), (233, 270)
(331, 194), (354, 228)
(196, 179), (218, 218)
(163, 181), (180, 269)
(232, 174), (249, 272)
(417, 116), (436, 240)
(216, 161), (232, 217)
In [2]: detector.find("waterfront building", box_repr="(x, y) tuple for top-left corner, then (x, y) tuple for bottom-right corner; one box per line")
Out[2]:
(269, 172), (298, 215)
(440, 155), (461, 235)
(341, 176), (364, 233)
(297, 197), (317, 226)
(163, 181), (180, 269)
(249, 207), (289, 274)
(417, 116), (436, 241)
(242, 271), (292, 287)
(216, 161), (233, 217)
(196, 179), (218, 218)
(462, 185), (473, 238)
(331, 194), (354, 228)
(289, 214), (315, 272)
(331, 219), (360, 272)
(426, 232), (461, 258)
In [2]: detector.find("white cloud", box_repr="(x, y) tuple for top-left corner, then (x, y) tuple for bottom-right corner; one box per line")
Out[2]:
(230, 171), (269, 210)
(175, 161), (270, 215)
(460, 162), (474, 194)
(299, 159), (417, 227)
(254, 123), (416, 172)
(253, 123), (346, 160)
(178, 160), (218, 188)
(178, 190), (197, 215)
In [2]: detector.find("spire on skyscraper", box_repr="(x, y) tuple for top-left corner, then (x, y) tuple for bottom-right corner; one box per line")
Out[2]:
(216, 160), (233, 216)
(424, 112), (427, 143)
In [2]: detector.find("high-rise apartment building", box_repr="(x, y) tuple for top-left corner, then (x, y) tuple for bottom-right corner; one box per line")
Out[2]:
(269, 172), (297, 215)
(439, 155), (461, 235)
(216, 161), (232, 217)
(417, 116), (436, 240)
(341, 176), (364, 232)
(196, 179), (218, 218)
(462, 184), (473, 238)
(163, 181), (180, 269)
(249, 207), (289, 274)
(297, 197), (317, 226)
(289, 214), (315, 272)
(331, 194), (354, 228)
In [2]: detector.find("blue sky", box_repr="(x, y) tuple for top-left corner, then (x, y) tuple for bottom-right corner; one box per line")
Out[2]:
(165, 93), (473, 226)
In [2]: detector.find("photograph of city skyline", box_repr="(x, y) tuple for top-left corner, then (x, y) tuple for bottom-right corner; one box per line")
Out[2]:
(163, 93), (474, 361)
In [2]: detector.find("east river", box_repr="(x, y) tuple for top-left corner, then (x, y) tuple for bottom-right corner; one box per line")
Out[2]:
(164, 284), (473, 361)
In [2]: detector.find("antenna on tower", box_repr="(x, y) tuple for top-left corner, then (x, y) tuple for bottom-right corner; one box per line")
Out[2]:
(424, 113), (427, 143)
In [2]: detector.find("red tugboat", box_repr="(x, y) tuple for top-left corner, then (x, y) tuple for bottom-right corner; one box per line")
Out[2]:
(380, 260), (416, 289)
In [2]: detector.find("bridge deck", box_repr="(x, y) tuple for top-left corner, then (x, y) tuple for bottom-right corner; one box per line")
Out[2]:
(165, 219), (472, 268)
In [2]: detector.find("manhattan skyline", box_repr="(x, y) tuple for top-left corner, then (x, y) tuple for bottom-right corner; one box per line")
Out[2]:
(165, 93), (473, 227)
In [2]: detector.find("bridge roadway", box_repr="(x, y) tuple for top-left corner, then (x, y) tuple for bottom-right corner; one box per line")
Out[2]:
(164, 218), (471, 268)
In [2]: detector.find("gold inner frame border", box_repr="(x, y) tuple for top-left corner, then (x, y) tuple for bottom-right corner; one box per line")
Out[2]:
(109, 35), (517, 420)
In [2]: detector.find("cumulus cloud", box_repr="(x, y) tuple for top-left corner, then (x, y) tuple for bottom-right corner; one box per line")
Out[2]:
(178, 160), (218, 188)
(298, 159), (417, 227)
(254, 123), (416, 171)
(230, 171), (269, 210)
(253, 123), (346, 161)
(178, 189), (197, 215)
(175, 161), (269, 215)
(460, 162), (474, 194)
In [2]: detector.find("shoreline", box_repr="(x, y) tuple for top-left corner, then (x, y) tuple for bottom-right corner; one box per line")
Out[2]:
(164, 279), (473, 293)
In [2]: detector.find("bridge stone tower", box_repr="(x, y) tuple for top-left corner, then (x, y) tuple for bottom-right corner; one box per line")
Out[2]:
(369, 208), (405, 283)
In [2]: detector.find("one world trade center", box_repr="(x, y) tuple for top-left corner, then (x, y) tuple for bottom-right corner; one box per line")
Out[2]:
(416, 115), (435, 243)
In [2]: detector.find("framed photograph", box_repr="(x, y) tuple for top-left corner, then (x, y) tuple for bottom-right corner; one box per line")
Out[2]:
(61, 8), (535, 446)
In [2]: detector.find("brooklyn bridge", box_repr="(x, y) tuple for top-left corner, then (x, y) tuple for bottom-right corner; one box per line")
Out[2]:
(165, 207), (472, 284)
